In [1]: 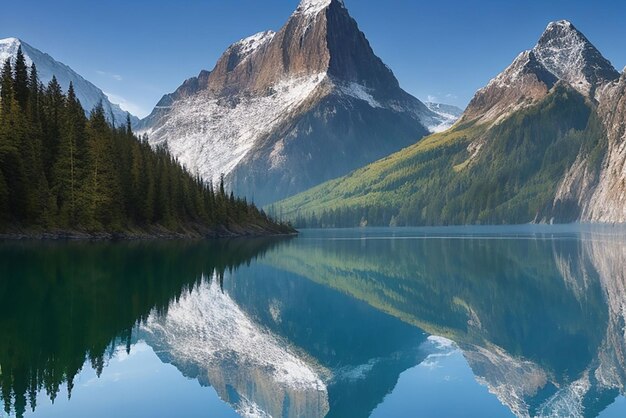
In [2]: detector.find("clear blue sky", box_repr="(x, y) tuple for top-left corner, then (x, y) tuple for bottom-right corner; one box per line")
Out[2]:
(2, 0), (625, 118)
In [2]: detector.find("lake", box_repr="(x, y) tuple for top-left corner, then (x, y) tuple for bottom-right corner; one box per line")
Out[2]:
(1, 226), (626, 418)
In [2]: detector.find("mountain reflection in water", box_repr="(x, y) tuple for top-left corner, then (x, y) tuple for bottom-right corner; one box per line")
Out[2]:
(1, 226), (626, 418)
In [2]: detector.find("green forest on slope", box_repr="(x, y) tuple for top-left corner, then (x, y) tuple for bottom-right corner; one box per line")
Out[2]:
(0, 48), (292, 237)
(273, 86), (607, 227)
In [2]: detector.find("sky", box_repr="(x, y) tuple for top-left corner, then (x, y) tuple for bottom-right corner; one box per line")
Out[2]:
(2, 0), (625, 118)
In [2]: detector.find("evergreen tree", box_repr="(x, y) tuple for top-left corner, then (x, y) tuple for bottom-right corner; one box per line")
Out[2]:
(0, 59), (13, 113)
(13, 46), (29, 110)
(54, 83), (85, 225)
(85, 103), (122, 229)
(42, 76), (64, 179)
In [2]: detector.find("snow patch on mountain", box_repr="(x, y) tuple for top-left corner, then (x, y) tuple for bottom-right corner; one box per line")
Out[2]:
(138, 73), (327, 186)
(295, 0), (344, 16)
(232, 31), (276, 59)
(338, 82), (382, 108)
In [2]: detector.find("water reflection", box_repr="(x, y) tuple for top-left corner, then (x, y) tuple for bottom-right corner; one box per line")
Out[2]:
(257, 229), (625, 417)
(1, 227), (626, 418)
(0, 238), (284, 417)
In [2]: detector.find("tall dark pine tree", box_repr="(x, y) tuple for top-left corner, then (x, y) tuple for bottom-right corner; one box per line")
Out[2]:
(27, 63), (41, 121)
(85, 103), (122, 229)
(0, 59), (13, 220)
(13, 47), (29, 110)
(54, 82), (86, 225)
(0, 59), (12, 113)
(42, 76), (64, 179)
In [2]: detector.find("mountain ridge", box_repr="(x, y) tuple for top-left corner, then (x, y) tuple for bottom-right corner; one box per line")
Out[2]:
(0, 37), (139, 126)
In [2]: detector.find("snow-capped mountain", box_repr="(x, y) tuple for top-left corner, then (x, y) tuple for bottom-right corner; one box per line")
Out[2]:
(462, 20), (619, 125)
(0, 37), (138, 126)
(137, 0), (448, 205)
(458, 20), (626, 223)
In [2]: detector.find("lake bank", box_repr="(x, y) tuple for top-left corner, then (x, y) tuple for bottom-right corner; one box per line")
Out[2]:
(0, 222), (297, 241)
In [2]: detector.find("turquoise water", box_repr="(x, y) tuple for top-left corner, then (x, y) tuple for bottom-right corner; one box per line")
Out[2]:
(1, 225), (626, 417)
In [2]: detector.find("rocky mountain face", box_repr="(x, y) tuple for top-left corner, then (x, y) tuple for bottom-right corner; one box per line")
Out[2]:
(458, 20), (626, 224)
(556, 72), (626, 222)
(137, 0), (452, 205)
(0, 37), (138, 126)
(462, 20), (619, 125)
(277, 20), (626, 226)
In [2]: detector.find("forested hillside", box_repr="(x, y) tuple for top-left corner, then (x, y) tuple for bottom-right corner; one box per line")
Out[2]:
(0, 48), (292, 237)
(272, 86), (606, 227)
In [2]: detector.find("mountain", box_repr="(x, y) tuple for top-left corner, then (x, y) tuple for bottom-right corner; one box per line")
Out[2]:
(275, 20), (626, 226)
(137, 0), (451, 205)
(462, 20), (619, 125)
(0, 37), (138, 126)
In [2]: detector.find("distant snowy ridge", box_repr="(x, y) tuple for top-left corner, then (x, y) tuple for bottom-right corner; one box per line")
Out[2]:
(425, 102), (464, 132)
(0, 37), (138, 126)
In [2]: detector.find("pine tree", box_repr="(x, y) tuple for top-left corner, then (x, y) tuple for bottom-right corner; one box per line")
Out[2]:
(42, 76), (64, 179)
(54, 82), (86, 225)
(85, 103), (122, 229)
(13, 46), (29, 110)
(27, 63), (41, 120)
(0, 59), (13, 113)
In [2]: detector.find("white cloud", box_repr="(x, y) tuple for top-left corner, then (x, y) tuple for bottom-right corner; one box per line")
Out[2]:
(104, 91), (149, 118)
(97, 70), (123, 81)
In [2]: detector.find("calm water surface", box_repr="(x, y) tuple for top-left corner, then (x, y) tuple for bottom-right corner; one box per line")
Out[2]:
(1, 226), (626, 418)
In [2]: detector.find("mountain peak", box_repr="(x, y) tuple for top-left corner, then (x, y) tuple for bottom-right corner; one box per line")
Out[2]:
(295, 0), (345, 16)
(545, 19), (574, 30)
(533, 20), (619, 95)
(0, 37), (32, 67)
(0, 37), (21, 46)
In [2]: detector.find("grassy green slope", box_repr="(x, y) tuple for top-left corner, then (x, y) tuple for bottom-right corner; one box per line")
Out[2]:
(273, 86), (606, 227)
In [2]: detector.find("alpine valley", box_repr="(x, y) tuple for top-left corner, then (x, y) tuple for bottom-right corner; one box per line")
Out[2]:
(275, 19), (626, 227)
(136, 0), (454, 206)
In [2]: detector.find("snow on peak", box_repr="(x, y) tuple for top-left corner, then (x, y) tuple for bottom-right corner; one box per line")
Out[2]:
(533, 19), (618, 94)
(0, 37), (20, 47)
(546, 19), (574, 30)
(0, 37), (32, 67)
(295, 0), (345, 16)
(232, 30), (275, 58)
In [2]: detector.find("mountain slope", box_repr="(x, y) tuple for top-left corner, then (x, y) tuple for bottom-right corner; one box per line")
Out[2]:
(0, 37), (138, 126)
(137, 0), (453, 205)
(274, 20), (623, 226)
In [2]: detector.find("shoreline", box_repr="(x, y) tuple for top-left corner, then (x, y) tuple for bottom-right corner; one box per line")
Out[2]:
(0, 224), (298, 241)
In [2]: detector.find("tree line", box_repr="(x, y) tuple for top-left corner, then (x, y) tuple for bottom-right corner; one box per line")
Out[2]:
(0, 47), (290, 235)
